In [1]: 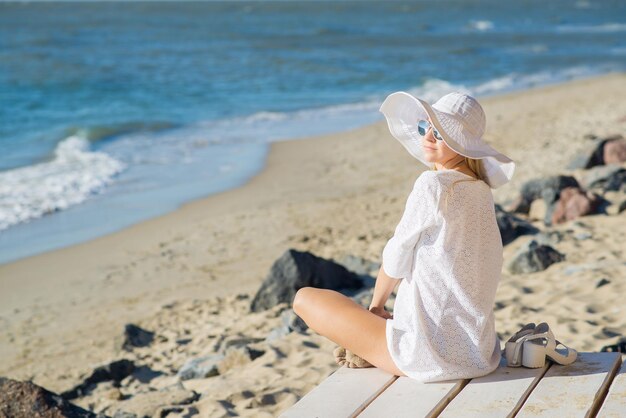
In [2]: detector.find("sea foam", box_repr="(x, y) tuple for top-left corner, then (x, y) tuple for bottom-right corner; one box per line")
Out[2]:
(557, 23), (626, 33)
(468, 20), (494, 31)
(0, 135), (126, 231)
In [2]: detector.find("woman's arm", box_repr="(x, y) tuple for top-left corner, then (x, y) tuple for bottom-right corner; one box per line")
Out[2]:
(368, 262), (400, 314)
(379, 173), (441, 283)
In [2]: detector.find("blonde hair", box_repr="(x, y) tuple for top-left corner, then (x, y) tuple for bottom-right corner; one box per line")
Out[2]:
(432, 157), (486, 210)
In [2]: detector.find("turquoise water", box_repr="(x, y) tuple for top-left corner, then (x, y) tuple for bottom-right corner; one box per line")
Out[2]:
(1, 0), (625, 263)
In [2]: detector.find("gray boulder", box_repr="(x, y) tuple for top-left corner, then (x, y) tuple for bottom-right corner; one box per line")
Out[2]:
(337, 255), (381, 277)
(265, 309), (309, 342)
(177, 355), (224, 381)
(265, 326), (291, 342)
(281, 308), (308, 333)
(507, 240), (565, 274)
(250, 249), (363, 312)
(177, 338), (266, 380)
(509, 176), (579, 221)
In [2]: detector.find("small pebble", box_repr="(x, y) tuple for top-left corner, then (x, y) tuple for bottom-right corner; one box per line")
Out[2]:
(575, 231), (592, 240)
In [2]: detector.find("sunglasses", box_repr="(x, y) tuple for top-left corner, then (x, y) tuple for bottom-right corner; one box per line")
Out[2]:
(417, 120), (444, 141)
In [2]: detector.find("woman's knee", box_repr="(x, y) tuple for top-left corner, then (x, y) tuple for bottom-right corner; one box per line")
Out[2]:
(292, 286), (315, 317)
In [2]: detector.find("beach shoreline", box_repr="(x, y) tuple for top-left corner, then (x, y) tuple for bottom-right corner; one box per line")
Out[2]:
(0, 72), (620, 268)
(1, 72), (625, 416)
(0, 71), (620, 267)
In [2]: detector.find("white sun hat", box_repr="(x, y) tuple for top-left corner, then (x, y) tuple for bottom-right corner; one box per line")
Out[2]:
(379, 91), (515, 189)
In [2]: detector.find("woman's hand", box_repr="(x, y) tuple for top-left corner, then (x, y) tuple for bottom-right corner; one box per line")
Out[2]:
(369, 305), (393, 320)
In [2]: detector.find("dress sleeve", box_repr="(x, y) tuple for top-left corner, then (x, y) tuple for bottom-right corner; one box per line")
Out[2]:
(382, 172), (442, 280)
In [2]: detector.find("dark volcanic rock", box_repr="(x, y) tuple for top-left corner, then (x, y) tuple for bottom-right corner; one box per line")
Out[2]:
(582, 165), (626, 193)
(0, 377), (96, 418)
(61, 359), (136, 400)
(567, 137), (609, 170)
(494, 204), (539, 246)
(121, 324), (154, 351)
(250, 249), (363, 312)
(507, 240), (565, 274)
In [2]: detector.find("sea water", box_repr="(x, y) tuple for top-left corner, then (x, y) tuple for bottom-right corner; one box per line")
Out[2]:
(1, 0), (625, 264)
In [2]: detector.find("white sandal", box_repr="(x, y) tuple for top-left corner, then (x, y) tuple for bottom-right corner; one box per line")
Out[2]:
(521, 322), (578, 368)
(505, 322), (536, 367)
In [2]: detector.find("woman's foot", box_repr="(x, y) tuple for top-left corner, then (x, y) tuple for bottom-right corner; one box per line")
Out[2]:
(333, 346), (373, 368)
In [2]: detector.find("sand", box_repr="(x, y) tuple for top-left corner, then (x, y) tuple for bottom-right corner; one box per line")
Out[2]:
(0, 73), (625, 417)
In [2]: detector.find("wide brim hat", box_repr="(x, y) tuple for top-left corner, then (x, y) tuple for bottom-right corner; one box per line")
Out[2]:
(379, 91), (515, 189)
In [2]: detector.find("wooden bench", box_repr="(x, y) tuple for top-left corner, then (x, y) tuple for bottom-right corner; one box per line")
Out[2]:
(279, 352), (625, 417)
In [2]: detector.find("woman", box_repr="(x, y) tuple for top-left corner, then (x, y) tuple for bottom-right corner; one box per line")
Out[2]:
(292, 91), (515, 382)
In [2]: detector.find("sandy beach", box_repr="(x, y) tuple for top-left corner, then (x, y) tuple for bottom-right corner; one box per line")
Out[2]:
(1, 73), (625, 417)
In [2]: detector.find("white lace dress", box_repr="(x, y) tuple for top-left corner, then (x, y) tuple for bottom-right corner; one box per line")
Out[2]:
(382, 169), (503, 383)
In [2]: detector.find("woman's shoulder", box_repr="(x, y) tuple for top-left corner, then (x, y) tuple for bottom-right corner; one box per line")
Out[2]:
(416, 169), (488, 190)
(413, 169), (461, 190)
(413, 170), (443, 193)
(412, 170), (492, 210)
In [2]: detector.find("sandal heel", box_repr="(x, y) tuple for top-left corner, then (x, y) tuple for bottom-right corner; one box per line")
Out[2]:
(505, 341), (520, 366)
(505, 323), (536, 367)
(522, 341), (546, 368)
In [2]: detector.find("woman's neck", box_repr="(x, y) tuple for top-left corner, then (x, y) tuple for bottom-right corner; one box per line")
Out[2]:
(434, 155), (466, 171)
(435, 157), (478, 180)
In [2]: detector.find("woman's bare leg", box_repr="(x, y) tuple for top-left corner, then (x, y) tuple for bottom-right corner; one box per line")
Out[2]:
(292, 287), (406, 377)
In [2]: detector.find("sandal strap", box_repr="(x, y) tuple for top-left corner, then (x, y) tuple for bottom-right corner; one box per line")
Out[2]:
(512, 329), (535, 343)
(509, 323), (536, 343)
(511, 332), (545, 364)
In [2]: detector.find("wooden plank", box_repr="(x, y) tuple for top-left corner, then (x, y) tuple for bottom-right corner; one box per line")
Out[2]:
(358, 375), (468, 418)
(516, 352), (621, 418)
(597, 355), (626, 418)
(438, 355), (550, 418)
(278, 365), (397, 418)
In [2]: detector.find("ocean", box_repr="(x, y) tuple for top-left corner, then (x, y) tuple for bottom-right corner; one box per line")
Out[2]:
(1, 0), (625, 264)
